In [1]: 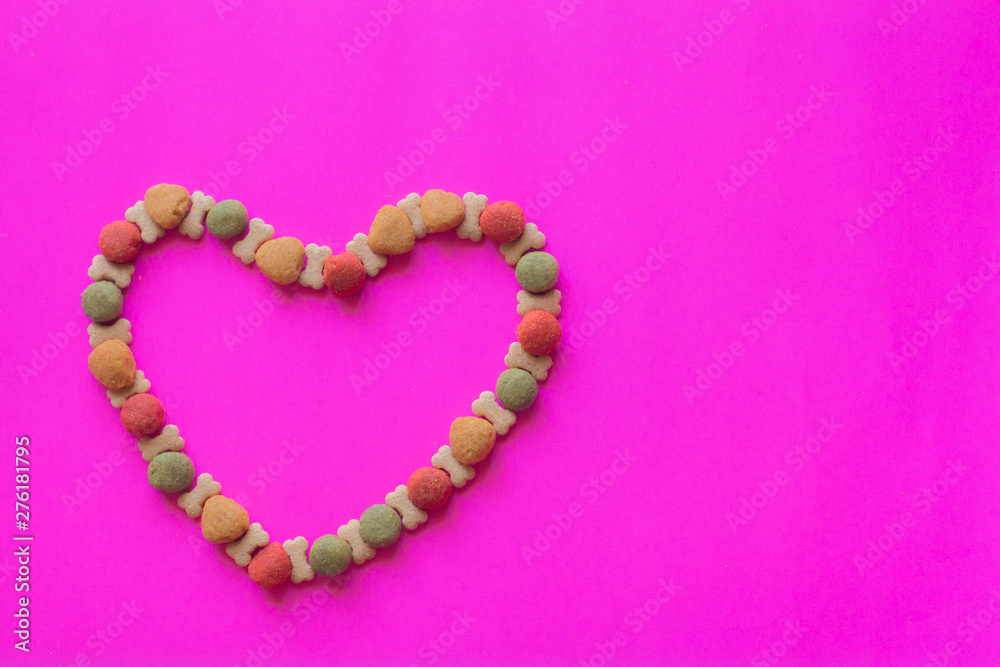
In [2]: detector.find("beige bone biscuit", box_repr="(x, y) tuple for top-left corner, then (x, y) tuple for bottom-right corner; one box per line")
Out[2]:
(457, 192), (488, 241)
(431, 445), (475, 488)
(337, 519), (376, 565)
(178, 191), (215, 240)
(471, 391), (516, 436)
(499, 223), (546, 265)
(505, 342), (553, 381)
(346, 233), (387, 278)
(517, 289), (561, 317)
(126, 201), (165, 244)
(138, 424), (184, 462)
(386, 484), (428, 530)
(88, 255), (135, 289)
(397, 193), (428, 238)
(299, 244), (332, 289)
(178, 472), (222, 519)
(107, 369), (149, 408)
(226, 523), (269, 567)
(233, 218), (274, 265)
(282, 536), (315, 583)
(88, 319), (132, 348)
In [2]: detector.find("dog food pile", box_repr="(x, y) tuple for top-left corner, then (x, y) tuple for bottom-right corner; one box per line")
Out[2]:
(82, 184), (563, 588)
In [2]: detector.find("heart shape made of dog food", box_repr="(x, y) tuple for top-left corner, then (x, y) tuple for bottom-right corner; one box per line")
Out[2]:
(81, 184), (564, 589)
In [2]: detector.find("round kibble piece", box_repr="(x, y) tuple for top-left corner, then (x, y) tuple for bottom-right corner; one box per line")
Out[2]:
(407, 467), (453, 510)
(144, 183), (191, 229)
(368, 205), (416, 255)
(120, 393), (165, 436)
(308, 534), (353, 577)
(480, 201), (526, 244)
(98, 220), (142, 263)
(449, 417), (496, 465)
(147, 452), (195, 493)
(496, 368), (538, 412)
(517, 310), (563, 356)
(81, 281), (124, 323)
(201, 495), (250, 544)
(420, 189), (464, 233)
(323, 252), (366, 296)
(87, 339), (136, 390)
(255, 237), (305, 285)
(249, 542), (292, 588)
(515, 251), (560, 293)
(359, 504), (401, 548)
(206, 199), (249, 239)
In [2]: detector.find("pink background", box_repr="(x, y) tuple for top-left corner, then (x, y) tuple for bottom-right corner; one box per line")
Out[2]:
(2, 0), (999, 665)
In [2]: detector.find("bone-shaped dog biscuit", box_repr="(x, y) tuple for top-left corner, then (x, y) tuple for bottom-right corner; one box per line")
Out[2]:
(517, 289), (561, 317)
(457, 192), (488, 242)
(505, 342), (553, 381)
(471, 391), (516, 436)
(178, 191), (215, 240)
(88, 255), (135, 289)
(346, 233), (387, 278)
(107, 369), (149, 408)
(88, 319), (132, 348)
(397, 193), (428, 238)
(226, 523), (270, 567)
(138, 424), (184, 462)
(126, 201), (165, 244)
(431, 445), (475, 488)
(233, 218), (274, 265)
(178, 472), (222, 519)
(282, 536), (315, 583)
(499, 223), (545, 265)
(386, 484), (428, 530)
(337, 519), (376, 565)
(299, 244), (332, 289)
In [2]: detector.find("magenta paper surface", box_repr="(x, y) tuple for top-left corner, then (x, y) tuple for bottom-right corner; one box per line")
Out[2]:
(2, 1), (999, 665)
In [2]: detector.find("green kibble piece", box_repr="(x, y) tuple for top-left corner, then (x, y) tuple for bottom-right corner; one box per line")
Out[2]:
(206, 199), (249, 239)
(358, 504), (401, 548)
(147, 452), (195, 493)
(309, 534), (353, 576)
(496, 368), (538, 412)
(515, 251), (559, 293)
(81, 281), (124, 323)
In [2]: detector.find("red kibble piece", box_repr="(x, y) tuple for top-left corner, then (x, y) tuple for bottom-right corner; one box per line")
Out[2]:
(98, 220), (142, 263)
(322, 252), (366, 296)
(480, 201), (526, 244)
(120, 394), (165, 436)
(248, 542), (291, 589)
(517, 310), (562, 356)
(407, 467), (453, 510)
